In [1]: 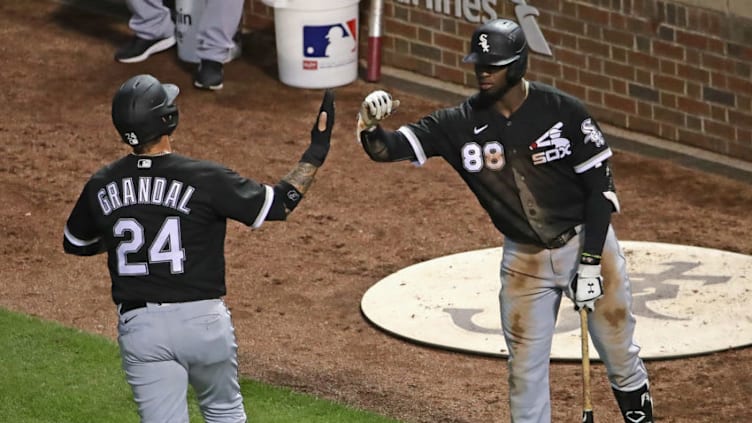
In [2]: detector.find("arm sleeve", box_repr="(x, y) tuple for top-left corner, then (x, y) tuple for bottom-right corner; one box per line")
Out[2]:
(359, 108), (454, 166)
(359, 126), (420, 163)
(579, 161), (617, 258)
(63, 182), (105, 256)
(565, 102), (618, 259)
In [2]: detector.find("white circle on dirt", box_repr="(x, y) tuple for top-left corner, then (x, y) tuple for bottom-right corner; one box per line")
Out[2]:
(360, 242), (752, 360)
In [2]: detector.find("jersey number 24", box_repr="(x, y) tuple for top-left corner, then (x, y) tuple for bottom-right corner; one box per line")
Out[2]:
(114, 216), (186, 276)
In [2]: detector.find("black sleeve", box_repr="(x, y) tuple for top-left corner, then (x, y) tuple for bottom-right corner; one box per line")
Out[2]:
(63, 182), (105, 256)
(265, 182), (294, 221)
(359, 126), (418, 162)
(210, 167), (274, 228)
(579, 161), (616, 260)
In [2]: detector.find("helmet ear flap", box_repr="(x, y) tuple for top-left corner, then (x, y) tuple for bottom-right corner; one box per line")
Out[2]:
(163, 109), (179, 136)
(506, 47), (528, 85)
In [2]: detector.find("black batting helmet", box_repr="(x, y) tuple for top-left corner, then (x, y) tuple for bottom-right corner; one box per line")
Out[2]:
(111, 74), (179, 147)
(463, 19), (529, 84)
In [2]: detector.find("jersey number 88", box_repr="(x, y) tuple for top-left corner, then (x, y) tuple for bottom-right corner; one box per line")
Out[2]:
(461, 141), (506, 172)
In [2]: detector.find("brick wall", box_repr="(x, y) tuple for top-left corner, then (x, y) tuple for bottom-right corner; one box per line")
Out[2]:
(244, 1), (752, 162)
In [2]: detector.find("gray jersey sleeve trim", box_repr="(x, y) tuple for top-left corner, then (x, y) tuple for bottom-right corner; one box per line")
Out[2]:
(397, 126), (427, 166)
(574, 148), (613, 174)
(252, 185), (274, 228)
(64, 225), (101, 246)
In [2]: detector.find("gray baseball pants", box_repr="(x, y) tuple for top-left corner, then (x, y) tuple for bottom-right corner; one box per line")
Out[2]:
(125, 0), (243, 63)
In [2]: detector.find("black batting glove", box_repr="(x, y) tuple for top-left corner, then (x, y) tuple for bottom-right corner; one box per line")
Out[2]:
(301, 89), (335, 167)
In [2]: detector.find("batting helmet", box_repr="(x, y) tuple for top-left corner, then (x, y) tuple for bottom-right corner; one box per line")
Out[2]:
(463, 19), (529, 84)
(111, 74), (179, 147)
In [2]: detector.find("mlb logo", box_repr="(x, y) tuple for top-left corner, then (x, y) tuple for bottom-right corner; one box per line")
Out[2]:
(303, 19), (357, 58)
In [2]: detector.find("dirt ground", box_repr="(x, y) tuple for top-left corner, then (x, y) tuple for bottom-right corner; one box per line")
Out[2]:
(2, 1), (752, 422)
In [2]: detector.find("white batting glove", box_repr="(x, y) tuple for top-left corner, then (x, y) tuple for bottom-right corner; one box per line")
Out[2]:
(569, 264), (604, 312)
(357, 90), (400, 132)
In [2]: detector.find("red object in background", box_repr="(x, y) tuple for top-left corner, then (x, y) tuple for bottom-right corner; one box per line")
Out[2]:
(366, 36), (381, 82)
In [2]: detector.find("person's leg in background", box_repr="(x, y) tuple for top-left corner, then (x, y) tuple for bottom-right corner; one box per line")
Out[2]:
(193, 0), (244, 90)
(115, 0), (176, 63)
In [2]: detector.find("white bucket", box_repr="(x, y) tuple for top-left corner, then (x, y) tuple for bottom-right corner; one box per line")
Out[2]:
(174, 0), (241, 63)
(262, 0), (360, 89)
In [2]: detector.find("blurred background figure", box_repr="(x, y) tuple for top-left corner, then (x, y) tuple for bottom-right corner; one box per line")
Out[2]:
(114, 0), (244, 91)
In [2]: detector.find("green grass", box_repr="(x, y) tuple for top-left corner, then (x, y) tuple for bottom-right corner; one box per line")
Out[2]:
(0, 308), (400, 423)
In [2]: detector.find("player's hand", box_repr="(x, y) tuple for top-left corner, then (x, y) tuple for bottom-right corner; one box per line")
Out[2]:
(357, 90), (400, 132)
(569, 264), (604, 312)
(301, 89), (335, 167)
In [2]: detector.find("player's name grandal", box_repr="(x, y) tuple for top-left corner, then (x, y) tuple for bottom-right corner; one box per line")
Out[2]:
(97, 177), (195, 216)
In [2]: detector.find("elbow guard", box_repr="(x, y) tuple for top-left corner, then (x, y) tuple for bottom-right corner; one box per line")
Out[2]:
(359, 126), (417, 162)
(359, 126), (391, 161)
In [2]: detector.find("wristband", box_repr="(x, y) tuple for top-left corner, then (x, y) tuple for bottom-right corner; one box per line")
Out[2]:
(580, 252), (601, 265)
(276, 181), (303, 212)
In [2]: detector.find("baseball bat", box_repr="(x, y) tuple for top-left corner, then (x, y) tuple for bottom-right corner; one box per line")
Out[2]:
(509, 0), (554, 57)
(580, 308), (594, 422)
(365, 0), (384, 82)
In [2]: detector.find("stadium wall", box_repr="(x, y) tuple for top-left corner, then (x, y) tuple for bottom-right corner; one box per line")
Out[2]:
(244, 1), (752, 161)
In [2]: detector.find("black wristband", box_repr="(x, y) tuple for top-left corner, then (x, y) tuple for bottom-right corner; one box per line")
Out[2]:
(276, 181), (303, 212)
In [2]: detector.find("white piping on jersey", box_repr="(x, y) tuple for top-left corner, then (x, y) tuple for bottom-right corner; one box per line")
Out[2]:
(397, 126), (427, 166)
(252, 185), (274, 228)
(64, 225), (101, 246)
(574, 148), (613, 174)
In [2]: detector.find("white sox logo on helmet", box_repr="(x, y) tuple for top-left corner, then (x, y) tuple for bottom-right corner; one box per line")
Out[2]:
(478, 34), (490, 52)
(125, 132), (139, 145)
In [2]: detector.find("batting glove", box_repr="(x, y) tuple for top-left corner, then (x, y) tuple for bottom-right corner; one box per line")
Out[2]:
(357, 90), (400, 132)
(301, 89), (335, 167)
(569, 264), (604, 312)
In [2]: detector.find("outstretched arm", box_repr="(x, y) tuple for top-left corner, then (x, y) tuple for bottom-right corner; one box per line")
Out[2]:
(269, 90), (335, 219)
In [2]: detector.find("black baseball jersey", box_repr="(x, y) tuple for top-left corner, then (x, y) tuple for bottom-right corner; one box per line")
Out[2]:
(63, 153), (279, 304)
(398, 82), (612, 247)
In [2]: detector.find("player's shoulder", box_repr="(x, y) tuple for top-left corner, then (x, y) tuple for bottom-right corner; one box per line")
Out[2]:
(87, 155), (131, 183)
(529, 81), (588, 113)
(168, 153), (236, 177)
(428, 94), (480, 121)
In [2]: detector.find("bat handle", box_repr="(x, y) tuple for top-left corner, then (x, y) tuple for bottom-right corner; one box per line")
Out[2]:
(580, 308), (594, 422)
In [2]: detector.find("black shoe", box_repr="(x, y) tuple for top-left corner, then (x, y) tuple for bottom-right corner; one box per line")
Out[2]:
(115, 36), (176, 63)
(194, 60), (224, 90)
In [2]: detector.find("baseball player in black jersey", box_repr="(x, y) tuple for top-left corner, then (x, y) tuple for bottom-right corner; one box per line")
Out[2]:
(356, 19), (653, 423)
(63, 74), (334, 423)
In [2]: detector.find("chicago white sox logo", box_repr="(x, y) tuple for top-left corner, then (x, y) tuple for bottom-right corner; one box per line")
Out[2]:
(125, 132), (139, 145)
(443, 261), (733, 335)
(478, 34), (490, 52)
